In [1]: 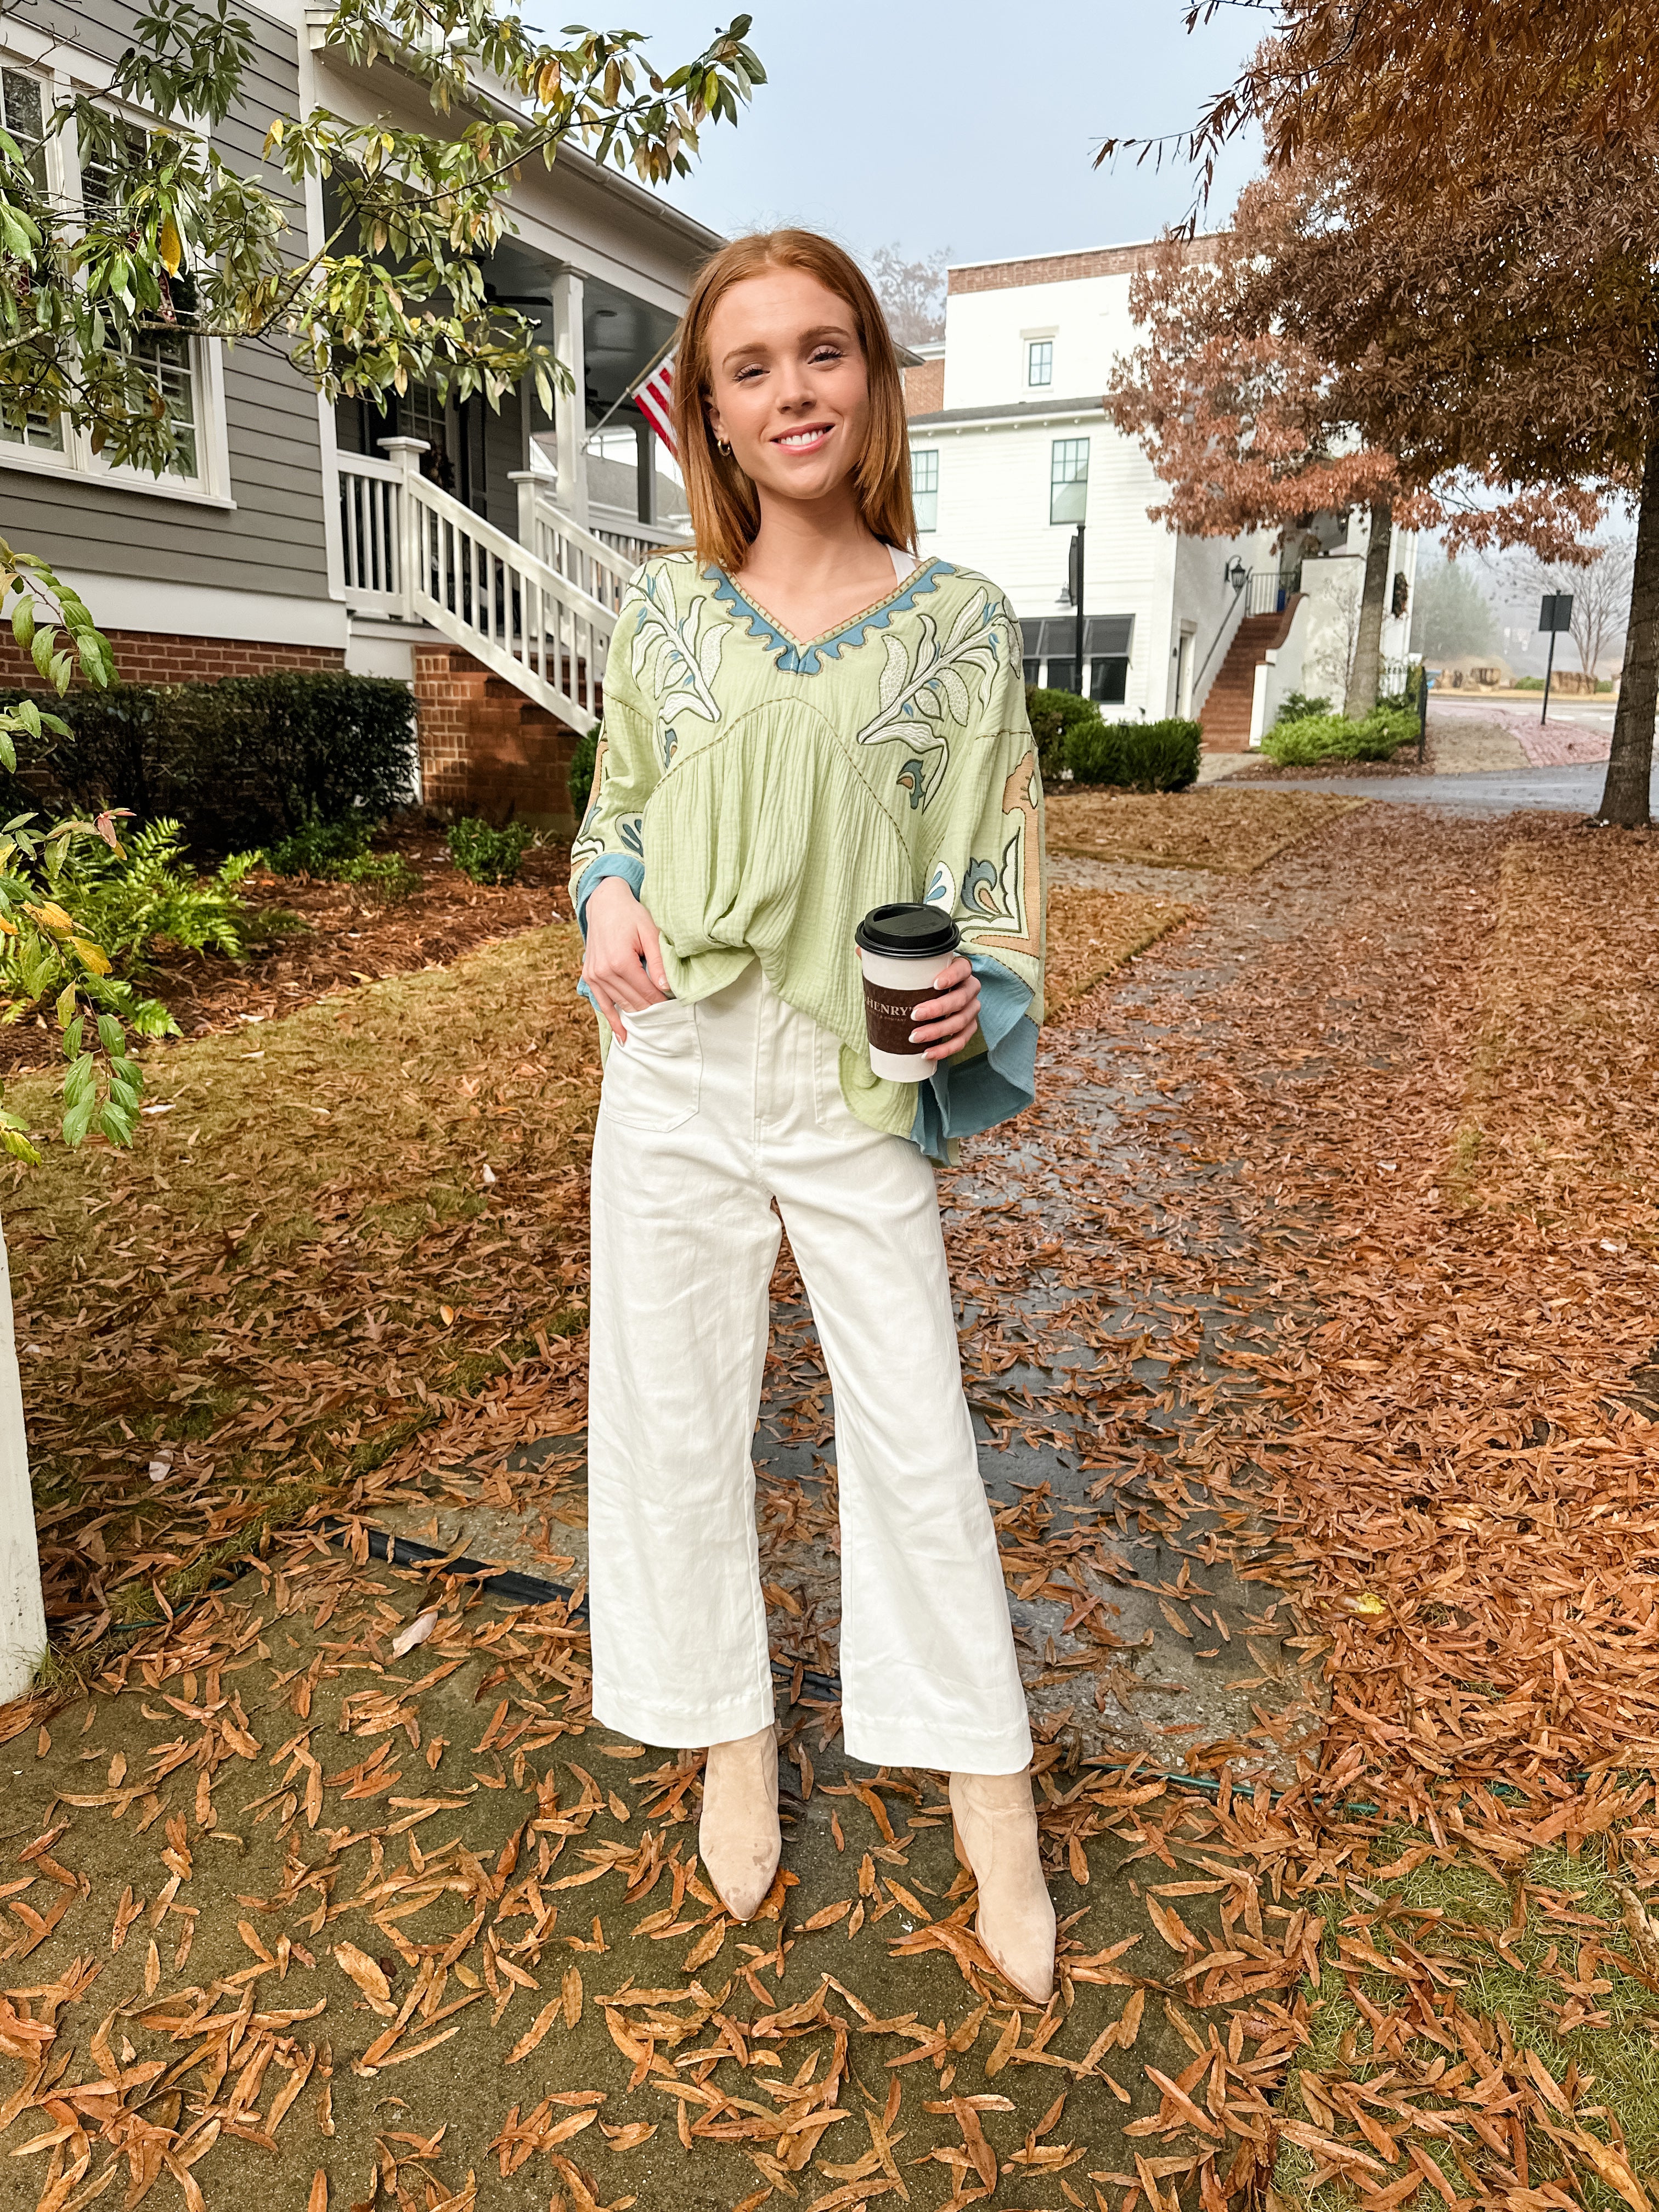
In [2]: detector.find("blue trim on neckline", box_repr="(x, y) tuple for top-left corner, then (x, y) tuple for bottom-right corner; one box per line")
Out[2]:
(707, 559), (952, 674)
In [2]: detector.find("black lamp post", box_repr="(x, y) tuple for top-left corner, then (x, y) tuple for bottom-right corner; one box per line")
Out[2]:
(1069, 526), (1086, 696)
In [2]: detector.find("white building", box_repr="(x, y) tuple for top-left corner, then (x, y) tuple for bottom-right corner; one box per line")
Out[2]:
(903, 243), (1417, 746)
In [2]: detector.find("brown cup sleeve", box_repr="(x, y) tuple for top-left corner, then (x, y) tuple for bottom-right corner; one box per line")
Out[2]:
(862, 976), (939, 1054)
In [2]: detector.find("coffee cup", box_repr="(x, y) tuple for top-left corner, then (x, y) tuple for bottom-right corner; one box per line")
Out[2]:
(855, 902), (962, 1081)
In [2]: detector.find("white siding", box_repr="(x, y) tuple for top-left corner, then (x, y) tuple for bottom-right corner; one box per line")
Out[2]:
(943, 274), (1138, 413)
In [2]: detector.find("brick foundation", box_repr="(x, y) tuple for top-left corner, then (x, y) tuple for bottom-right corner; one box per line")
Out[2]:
(0, 630), (346, 691)
(414, 643), (588, 833)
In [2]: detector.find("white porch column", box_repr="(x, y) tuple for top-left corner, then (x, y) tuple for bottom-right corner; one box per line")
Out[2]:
(377, 437), (428, 620)
(551, 270), (589, 528)
(0, 1226), (46, 1701)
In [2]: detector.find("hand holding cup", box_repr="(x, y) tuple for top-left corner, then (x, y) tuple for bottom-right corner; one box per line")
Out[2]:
(856, 904), (975, 1080)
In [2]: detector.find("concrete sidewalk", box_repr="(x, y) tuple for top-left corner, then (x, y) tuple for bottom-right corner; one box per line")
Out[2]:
(1238, 760), (1648, 814)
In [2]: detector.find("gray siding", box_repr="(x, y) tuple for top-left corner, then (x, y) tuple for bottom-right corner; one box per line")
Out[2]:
(1, 0), (332, 601)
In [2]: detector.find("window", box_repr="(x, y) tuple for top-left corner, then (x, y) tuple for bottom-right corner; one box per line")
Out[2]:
(0, 64), (48, 189)
(1088, 614), (1133, 703)
(0, 66), (223, 498)
(1090, 657), (1128, 705)
(133, 330), (198, 477)
(0, 66), (61, 450)
(1027, 338), (1053, 389)
(1050, 437), (1088, 524)
(911, 448), (939, 533)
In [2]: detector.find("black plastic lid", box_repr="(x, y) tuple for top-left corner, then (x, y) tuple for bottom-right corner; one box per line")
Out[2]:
(855, 901), (961, 958)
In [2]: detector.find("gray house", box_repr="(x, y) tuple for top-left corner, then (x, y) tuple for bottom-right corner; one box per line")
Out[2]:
(0, 0), (719, 826)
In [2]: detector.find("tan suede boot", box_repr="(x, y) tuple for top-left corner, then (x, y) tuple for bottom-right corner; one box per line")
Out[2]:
(699, 1723), (781, 1922)
(950, 1768), (1057, 2005)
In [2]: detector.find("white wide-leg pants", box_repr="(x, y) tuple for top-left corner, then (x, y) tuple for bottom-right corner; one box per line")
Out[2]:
(586, 961), (1032, 1774)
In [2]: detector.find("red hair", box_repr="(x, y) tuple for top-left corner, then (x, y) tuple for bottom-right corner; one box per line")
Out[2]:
(672, 229), (917, 571)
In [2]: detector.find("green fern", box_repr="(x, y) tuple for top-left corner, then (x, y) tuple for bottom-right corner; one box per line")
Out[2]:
(49, 817), (268, 969)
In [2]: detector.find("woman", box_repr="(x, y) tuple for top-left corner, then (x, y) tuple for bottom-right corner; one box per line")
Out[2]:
(571, 230), (1053, 2002)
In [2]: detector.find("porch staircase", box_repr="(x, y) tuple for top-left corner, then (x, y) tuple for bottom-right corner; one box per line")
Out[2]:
(1200, 600), (1304, 752)
(338, 439), (659, 825)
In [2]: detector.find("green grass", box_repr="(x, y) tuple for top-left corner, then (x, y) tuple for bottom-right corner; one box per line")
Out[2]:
(1273, 1835), (1659, 2210)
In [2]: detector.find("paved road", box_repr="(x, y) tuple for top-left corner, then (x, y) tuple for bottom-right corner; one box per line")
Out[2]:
(1255, 760), (1650, 814)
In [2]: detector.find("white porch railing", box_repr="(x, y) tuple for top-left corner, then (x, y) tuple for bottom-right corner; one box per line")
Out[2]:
(510, 475), (644, 616)
(339, 441), (616, 733)
(338, 450), (404, 618)
(510, 477), (695, 611)
(589, 498), (696, 569)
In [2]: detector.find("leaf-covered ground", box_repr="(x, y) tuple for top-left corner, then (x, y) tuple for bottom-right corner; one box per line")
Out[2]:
(1045, 789), (1362, 876)
(1, 799), (1656, 2211)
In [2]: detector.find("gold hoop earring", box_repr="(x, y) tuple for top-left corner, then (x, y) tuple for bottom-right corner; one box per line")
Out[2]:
(716, 438), (731, 456)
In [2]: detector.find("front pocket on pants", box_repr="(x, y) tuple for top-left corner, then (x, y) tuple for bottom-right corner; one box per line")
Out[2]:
(603, 998), (702, 1131)
(812, 1020), (868, 1138)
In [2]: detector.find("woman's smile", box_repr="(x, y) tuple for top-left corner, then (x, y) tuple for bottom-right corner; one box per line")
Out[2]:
(772, 421), (835, 452)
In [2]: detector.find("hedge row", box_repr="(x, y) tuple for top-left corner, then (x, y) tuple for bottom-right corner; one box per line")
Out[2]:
(1024, 687), (1202, 792)
(1063, 716), (1202, 792)
(0, 673), (417, 848)
(1261, 706), (1419, 766)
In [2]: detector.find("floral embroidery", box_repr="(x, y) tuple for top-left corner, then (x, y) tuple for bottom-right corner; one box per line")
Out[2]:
(569, 733), (611, 872)
(630, 560), (729, 721)
(854, 588), (1008, 806)
(709, 560), (949, 675)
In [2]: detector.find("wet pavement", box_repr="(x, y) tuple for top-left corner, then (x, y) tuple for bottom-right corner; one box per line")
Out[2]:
(1251, 760), (1649, 813)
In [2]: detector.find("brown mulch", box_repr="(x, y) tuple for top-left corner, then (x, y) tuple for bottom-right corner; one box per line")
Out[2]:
(0, 827), (573, 1079)
(1228, 753), (1429, 780)
(1045, 884), (1193, 1015)
(1046, 787), (1362, 874)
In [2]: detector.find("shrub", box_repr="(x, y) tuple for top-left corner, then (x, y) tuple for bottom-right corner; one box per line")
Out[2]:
(1063, 716), (1203, 792)
(1024, 686), (1103, 783)
(337, 850), (421, 902)
(0, 672), (417, 848)
(1260, 706), (1420, 766)
(1273, 690), (1333, 724)
(266, 814), (419, 901)
(55, 817), (268, 969)
(568, 731), (599, 819)
(447, 816), (531, 887)
(266, 815), (374, 878)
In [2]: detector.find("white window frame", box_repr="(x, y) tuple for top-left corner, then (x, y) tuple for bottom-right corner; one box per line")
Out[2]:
(910, 447), (939, 534)
(1023, 328), (1056, 391)
(0, 25), (234, 508)
(1050, 435), (1090, 525)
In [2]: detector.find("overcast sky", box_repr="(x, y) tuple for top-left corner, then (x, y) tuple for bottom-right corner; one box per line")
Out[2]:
(528, 2), (1266, 268)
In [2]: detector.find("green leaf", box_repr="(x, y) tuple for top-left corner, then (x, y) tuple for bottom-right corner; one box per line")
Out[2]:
(99, 1101), (137, 1147)
(95, 1013), (123, 1054)
(9, 598), (33, 652)
(0, 1125), (41, 1168)
(61, 1095), (97, 1148)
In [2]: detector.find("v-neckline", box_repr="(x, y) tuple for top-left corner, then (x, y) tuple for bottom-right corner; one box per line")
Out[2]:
(717, 550), (922, 653)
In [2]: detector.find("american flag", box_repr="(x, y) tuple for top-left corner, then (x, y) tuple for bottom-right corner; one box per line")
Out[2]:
(634, 353), (676, 459)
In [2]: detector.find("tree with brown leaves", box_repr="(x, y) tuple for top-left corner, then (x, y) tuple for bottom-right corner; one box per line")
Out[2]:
(1106, 217), (1420, 719)
(1109, 7), (1659, 822)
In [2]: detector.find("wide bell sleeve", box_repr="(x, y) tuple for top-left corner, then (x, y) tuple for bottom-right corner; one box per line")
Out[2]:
(910, 609), (1046, 1159)
(569, 589), (661, 935)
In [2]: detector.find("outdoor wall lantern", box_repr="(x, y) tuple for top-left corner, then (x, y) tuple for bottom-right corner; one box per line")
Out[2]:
(1225, 558), (1248, 592)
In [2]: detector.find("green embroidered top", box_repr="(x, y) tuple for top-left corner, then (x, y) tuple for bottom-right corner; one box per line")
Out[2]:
(569, 551), (1046, 1153)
